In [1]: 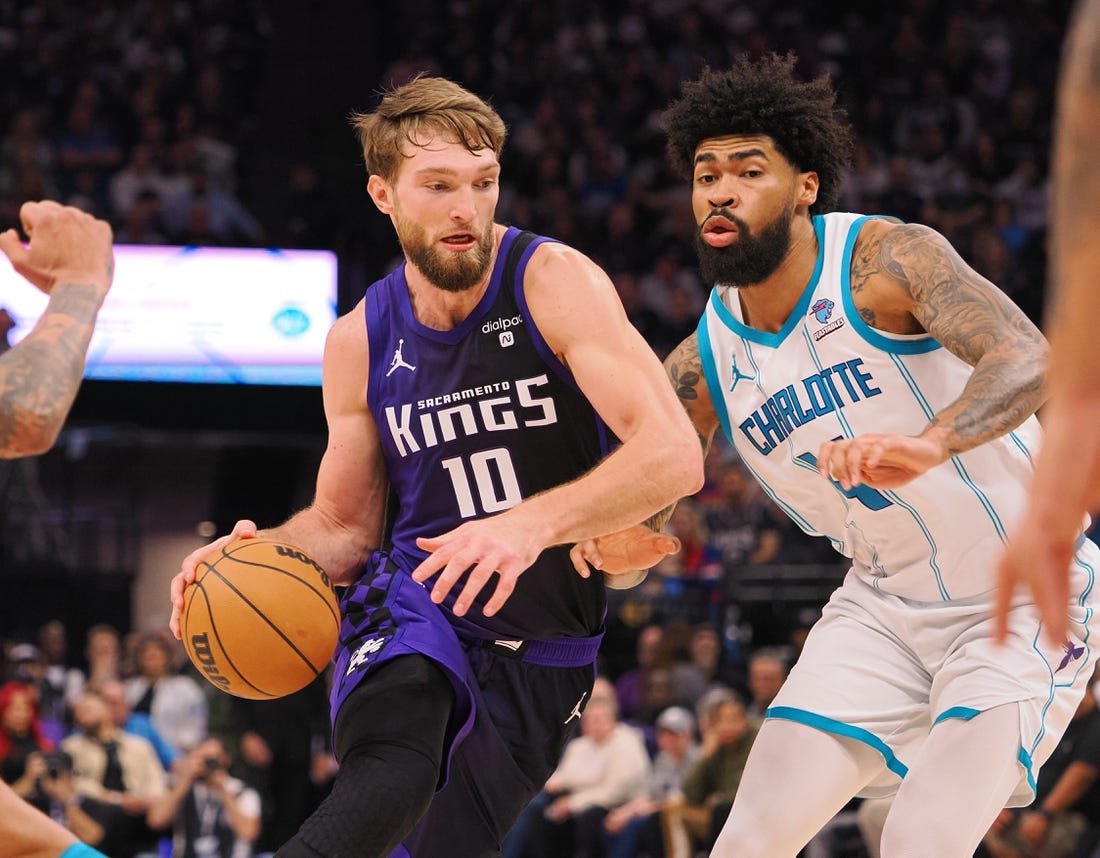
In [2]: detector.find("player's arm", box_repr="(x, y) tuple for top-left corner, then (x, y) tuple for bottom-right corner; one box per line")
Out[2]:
(569, 331), (722, 581)
(0, 201), (113, 458)
(820, 219), (1048, 490)
(870, 218), (1048, 456)
(171, 306), (388, 636)
(413, 244), (704, 615)
(261, 307), (389, 585)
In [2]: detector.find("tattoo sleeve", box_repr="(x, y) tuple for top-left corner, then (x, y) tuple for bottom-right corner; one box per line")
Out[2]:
(878, 223), (1049, 455)
(642, 333), (719, 532)
(0, 283), (104, 457)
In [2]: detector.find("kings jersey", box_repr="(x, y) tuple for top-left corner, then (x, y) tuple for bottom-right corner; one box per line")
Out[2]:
(365, 227), (612, 639)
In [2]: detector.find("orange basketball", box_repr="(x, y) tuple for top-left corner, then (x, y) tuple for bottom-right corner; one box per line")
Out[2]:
(181, 538), (340, 700)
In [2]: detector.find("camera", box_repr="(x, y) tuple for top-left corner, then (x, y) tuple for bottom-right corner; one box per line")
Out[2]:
(201, 757), (223, 776)
(43, 751), (73, 780)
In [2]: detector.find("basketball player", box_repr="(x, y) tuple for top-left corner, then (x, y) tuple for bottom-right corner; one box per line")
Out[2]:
(998, 0), (1100, 647)
(645, 54), (1098, 856)
(168, 76), (703, 858)
(0, 200), (113, 858)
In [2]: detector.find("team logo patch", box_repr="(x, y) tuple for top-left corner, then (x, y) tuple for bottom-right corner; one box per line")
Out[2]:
(1057, 639), (1086, 672)
(345, 635), (392, 676)
(386, 338), (416, 376)
(810, 298), (834, 324)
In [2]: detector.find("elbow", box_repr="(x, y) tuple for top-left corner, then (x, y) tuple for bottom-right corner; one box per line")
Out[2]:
(672, 437), (706, 499)
(0, 404), (64, 458)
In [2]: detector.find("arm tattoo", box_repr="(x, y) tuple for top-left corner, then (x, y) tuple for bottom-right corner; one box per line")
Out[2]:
(0, 282), (104, 457)
(878, 224), (1048, 454)
(643, 334), (717, 532)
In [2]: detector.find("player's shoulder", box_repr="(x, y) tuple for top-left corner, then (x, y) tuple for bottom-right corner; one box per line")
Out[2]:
(324, 300), (369, 364)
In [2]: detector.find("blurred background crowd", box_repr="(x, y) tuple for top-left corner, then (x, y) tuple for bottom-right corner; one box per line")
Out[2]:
(0, 0), (1092, 856)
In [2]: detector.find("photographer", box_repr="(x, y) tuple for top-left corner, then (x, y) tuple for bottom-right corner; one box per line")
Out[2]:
(147, 737), (261, 858)
(36, 751), (108, 852)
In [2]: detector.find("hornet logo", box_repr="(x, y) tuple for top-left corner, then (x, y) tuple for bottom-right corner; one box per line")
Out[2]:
(1057, 639), (1086, 672)
(810, 298), (835, 324)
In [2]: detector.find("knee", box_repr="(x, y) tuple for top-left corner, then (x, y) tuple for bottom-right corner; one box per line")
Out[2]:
(708, 815), (774, 858)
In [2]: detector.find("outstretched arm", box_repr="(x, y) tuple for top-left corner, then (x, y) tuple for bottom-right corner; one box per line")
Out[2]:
(998, 0), (1100, 646)
(818, 219), (1048, 491)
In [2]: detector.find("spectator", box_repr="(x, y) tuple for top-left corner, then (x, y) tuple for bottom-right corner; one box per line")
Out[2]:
(99, 679), (178, 772)
(62, 690), (167, 858)
(0, 681), (53, 811)
(147, 736), (262, 858)
(664, 695), (758, 856)
(124, 632), (207, 755)
(503, 695), (651, 858)
(744, 648), (790, 724)
(602, 705), (701, 858)
(615, 624), (665, 724)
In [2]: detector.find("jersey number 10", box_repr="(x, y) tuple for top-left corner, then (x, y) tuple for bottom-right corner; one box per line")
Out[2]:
(442, 448), (523, 518)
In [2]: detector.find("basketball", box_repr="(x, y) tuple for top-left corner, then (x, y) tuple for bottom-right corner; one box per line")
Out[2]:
(181, 538), (340, 700)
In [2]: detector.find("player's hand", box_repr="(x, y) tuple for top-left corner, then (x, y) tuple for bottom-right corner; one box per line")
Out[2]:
(995, 397), (1100, 646)
(569, 525), (681, 582)
(0, 200), (113, 296)
(816, 433), (943, 491)
(170, 519), (258, 639)
(412, 515), (544, 618)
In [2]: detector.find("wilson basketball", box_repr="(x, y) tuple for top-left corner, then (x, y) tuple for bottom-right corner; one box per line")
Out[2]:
(181, 538), (340, 700)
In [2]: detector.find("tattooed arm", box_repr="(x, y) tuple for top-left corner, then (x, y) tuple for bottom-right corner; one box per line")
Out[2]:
(998, 0), (1100, 646)
(858, 218), (1048, 457)
(0, 201), (114, 458)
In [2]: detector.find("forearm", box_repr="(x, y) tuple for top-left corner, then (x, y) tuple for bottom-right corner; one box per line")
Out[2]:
(920, 348), (1047, 458)
(1036, 763), (1098, 814)
(508, 430), (702, 549)
(0, 282), (106, 457)
(221, 791), (260, 840)
(63, 799), (105, 845)
(146, 778), (190, 829)
(261, 503), (380, 586)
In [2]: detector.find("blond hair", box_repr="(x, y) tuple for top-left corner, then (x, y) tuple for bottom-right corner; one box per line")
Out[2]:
(351, 75), (507, 182)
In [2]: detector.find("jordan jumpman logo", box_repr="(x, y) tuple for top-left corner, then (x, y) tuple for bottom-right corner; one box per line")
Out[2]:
(730, 353), (754, 391)
(386, 338), (416, 377)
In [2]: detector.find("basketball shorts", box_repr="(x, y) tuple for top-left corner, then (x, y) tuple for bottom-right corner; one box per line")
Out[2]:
(330, 551), (601, 857)
(767, 539), (1100, 806)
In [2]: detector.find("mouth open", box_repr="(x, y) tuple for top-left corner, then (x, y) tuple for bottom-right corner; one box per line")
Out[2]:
(702, 215), (739, 248)
(441, 232), (477, 250)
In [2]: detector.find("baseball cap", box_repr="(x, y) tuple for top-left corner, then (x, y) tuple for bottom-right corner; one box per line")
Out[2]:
(656, 705), (694, 735)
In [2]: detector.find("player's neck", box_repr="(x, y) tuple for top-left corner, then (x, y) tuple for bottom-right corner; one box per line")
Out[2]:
(735, 217), (819, 334)
(404, 224), (505, 330)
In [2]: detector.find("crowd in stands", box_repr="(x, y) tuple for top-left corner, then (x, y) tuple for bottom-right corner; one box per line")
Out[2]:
(0, 0), (1091, 855)
(0, 621), (333, 858)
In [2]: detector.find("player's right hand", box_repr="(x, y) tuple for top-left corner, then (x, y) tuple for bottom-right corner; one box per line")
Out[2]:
(0, 200), (114, 296)
(170, 519), (257, 639)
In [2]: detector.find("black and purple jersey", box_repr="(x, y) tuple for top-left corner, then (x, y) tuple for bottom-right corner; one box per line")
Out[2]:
(364, 227), (612, 640)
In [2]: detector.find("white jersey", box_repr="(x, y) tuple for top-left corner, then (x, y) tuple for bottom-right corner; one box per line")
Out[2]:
(698, 211), (1042, 602)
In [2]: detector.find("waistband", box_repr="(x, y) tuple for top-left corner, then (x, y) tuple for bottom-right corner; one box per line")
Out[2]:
(470, 632), (604, 667)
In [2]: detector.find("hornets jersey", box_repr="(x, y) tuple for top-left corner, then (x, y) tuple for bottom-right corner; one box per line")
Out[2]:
(364, 227), (612, 639)
(697, 212), (1041, 601)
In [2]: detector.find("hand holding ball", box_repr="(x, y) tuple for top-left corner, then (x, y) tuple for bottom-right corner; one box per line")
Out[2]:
(181, 538), (340, 699)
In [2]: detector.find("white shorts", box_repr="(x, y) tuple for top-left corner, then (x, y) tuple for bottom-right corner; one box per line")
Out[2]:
(767, 540), (1100, 806)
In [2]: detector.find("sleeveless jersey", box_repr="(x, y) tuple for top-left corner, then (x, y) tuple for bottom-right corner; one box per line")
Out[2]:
(364, 226), (611, 639)
(698, 212), (1041, 602)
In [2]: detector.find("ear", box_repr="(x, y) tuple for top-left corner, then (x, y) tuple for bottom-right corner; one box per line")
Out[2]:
(797, 171), (820, 208)
(367, 174), (394, 215)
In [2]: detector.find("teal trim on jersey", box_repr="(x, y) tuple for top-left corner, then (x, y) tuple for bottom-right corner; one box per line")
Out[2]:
(888, 353), (1008, 542)
(933, 706), (981, 725)
(60, 845), (109, 858)
(1018, 747), (1038, 796)
(1008, 431), (1035, 466)
(766, 706), (909, 779)
(840, 216), (941, 355)
(696, 312), (735, 445)
(706, 215), (827, 347)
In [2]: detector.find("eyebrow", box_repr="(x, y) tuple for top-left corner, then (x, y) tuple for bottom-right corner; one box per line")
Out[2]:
(694, 148), (770, 165)
(413, 164), (499, 176)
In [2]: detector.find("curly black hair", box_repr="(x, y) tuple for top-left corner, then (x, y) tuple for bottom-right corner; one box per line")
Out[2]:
(664, 53), (854, 214)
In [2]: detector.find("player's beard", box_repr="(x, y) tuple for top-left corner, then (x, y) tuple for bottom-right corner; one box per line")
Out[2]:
(694, 204), (795, 288)
(396, 214), (495, 293)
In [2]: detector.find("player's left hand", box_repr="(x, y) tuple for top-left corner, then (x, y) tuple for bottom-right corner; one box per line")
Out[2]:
(413, 516), (544, 617)
(569, 525), (681, 580)
(816, 433), (943, 491)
